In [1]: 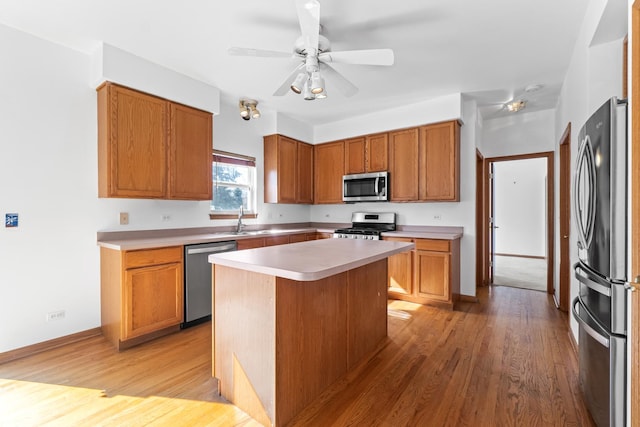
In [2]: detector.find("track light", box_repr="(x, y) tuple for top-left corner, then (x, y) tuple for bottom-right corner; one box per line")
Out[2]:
(506, 100), (526, 112)
(239, 100), (250, 118)
(239, 99), (261, 120)
(291, 73), (306, 94)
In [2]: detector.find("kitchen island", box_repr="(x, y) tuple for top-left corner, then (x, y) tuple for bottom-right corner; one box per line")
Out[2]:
(208, 238), (414, 427)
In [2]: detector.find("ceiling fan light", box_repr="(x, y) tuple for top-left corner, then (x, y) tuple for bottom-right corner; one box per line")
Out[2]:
(302, 80), (315, 100)
(315, 88), (327, 99)
(506, 100), (526, 112)
(291, 73), (306, 94)
(310, 71), (324, 94)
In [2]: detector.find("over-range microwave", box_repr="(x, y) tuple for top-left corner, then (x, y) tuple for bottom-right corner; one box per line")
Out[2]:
(343, 171), (388, 202)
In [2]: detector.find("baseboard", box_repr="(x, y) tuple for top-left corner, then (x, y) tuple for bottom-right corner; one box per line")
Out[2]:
(494, 253), (546, 260)
(0, 327), (102, 365)
(459, 294), (480, 303)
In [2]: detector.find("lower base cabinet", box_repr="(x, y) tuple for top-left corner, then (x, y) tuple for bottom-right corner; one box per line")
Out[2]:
(385, 237), (460, 310)
(100, 246), (184, 350)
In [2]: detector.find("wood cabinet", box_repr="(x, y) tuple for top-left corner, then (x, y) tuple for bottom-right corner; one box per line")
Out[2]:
(419, 121), (460, 201)
(100, 246), (184, 350)
(236, 235), (292, 250)
(388, 121), (460, 202)
(169, 103), (213, 200)
(97, 82), (212, 200)
(384, 237), (460, 309)
(264, 135), (314, 204)
(314, 141), (345, 204)
(344, 134), (388, 174)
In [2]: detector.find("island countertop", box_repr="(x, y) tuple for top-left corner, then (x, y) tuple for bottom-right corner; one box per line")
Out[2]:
(208, 238), (414, 281)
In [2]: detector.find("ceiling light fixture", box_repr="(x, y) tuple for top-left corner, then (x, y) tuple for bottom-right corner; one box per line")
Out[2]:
(239, 99), (261, 120)
(506, 100), (526, 112)
(290, 73), (306, 94)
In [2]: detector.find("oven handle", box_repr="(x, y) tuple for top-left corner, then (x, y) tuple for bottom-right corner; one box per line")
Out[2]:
(574, 262), (612, 297)
(571, 297), (610, 348)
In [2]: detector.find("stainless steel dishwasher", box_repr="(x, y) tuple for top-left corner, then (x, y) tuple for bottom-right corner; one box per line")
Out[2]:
(182, 240), (237, 328)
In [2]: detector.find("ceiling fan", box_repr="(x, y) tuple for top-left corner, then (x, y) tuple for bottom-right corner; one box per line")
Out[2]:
(228, 0), (395, 100)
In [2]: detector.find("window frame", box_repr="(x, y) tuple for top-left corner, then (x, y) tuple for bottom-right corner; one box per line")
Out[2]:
(209, 150), (258, 220)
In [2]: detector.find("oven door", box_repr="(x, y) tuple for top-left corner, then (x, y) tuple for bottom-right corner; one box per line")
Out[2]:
(572, 297), (626, 427)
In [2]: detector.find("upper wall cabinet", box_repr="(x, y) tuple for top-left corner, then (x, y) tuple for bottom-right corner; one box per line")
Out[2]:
(314, 141), (345, 204)
(97, 82), (212, 200)
(264, 134), (314, 204)
(419, 121), (460, 201)
(344, 134), (388, 175)
(389, 120), (460, 202)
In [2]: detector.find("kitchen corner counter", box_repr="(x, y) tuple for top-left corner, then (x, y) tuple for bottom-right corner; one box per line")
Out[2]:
(208, 238), (414, 281)
(382, 226), (463, 240)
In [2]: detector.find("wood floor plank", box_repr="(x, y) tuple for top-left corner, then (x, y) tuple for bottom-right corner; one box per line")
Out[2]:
(0, 285), (594, 426)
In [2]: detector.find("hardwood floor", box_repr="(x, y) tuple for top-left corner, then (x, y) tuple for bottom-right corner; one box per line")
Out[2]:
(0, 286), (594, 426)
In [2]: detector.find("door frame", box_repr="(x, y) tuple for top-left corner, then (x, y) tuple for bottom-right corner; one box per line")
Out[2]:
(558, 124), (571, 311)
(476, 149), (487, 287)
(482, 151), (555, 293)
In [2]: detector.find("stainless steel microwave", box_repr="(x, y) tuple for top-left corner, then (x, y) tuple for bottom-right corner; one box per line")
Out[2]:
(343, 171), (388, 202)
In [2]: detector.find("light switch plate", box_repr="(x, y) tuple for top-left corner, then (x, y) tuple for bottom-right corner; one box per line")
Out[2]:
(119, 212), (129, 225)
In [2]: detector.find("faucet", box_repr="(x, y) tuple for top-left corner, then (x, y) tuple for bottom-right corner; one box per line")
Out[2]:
(236, 205), (244, 233)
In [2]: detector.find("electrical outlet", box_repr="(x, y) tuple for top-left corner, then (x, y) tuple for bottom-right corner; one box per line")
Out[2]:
(433, 214), (442, 220)
(119, 212), (129, 225)
(161, 214), (171, 222)
(46, 310), (65, 322)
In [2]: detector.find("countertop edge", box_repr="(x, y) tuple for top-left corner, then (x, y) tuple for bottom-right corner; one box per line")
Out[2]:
(209, 241), (415, 282)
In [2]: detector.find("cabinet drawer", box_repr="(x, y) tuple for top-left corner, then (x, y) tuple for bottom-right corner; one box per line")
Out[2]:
(265, 235), (290, 246)
(415, 239), (450, 252)
(124, 246), (183, 269)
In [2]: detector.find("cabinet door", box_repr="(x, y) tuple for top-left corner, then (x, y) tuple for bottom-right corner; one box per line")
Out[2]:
(314, 141), (345, 204)
(297, 142), (314, 203)
(264, 235), (290, 246)
(388, 128), (419, 201)
(419, 121), (460, 201)
(100, 84), (168, 198)
(414, 250), (450, 302)
(237, 238), (265, 250)
(169, 103), (212, 200)
(366, 133), (388, 172)
(387, 246), (414, 295)
(344, 137), (366, 174)
(264, 135), (297, 203)
(123, 262), (183, 340)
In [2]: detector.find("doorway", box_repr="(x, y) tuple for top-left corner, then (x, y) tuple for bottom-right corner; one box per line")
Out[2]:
(481, 152), (555, 294)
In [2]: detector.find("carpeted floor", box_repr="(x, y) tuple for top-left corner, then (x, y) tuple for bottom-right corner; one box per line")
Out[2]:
(493, 255), (547, 292)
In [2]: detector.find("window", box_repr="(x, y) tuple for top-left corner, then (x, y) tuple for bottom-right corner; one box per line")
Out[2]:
(210, 150), (257, 218)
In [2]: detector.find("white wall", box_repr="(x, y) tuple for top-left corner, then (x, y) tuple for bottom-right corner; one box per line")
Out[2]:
(0, 24), (312, 353)
(481, 109), (556, 158)
(0, 24), (100, 352)
(554, 0), (626, 340)
(493, 159), (547, 257)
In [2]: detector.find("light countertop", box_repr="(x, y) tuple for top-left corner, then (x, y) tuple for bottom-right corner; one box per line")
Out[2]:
(208, 238), (415, 281)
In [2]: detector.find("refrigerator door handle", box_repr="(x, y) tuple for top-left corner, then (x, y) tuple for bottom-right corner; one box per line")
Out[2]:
(573, 136), (589, 250)
(571, 297), (610, 348)
(574, 263), (612, 297)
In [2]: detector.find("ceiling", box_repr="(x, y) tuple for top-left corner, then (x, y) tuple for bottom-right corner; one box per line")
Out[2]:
(0, 0), (590, 125)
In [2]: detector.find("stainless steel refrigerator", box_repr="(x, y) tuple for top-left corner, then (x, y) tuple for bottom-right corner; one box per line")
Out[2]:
(572, 97), (628, 426)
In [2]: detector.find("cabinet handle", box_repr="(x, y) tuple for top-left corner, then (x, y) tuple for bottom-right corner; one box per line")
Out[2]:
(625, 276), (640, 292)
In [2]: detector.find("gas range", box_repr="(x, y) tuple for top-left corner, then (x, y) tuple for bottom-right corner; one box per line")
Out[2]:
(333, 212), (396, 240)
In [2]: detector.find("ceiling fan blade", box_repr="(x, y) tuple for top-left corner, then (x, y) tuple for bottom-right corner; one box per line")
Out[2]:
(228, 47), (293, 58)
(295, 0), (320, 52)
(319, 49), (395, 66)
(320, 63), (358, 97)
(273, 63), (306, 96)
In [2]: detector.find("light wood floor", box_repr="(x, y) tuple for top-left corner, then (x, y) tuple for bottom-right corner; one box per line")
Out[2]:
(0, 286), (594, 426)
